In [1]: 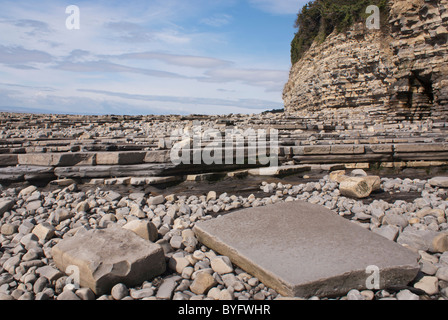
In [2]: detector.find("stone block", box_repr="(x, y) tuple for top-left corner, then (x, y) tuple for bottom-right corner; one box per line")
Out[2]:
(0, 166), (55, 182)
(0, 154), (18, 167)
(330, 145), (365, 154)
(367, 145), (393, 154)
(96, 152), (146, 165)
(293, 145), (331, 155)
(32, 223), (55, 241)
(18, 153), (95, 167)
(339, 177), (373, 199)
(52, 227), (166, 295)
(194, 202), (419, 298)
(54, 164), (175, 179)
(394, 144), (448, 153)
(144, 150), (171, 163)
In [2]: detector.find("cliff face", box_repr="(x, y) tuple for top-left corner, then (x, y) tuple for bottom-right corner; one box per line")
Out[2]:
(283, 0), (448, 121)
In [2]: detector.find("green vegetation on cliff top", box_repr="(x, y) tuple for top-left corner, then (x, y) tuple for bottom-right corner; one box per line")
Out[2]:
(291, 0), (390, 65)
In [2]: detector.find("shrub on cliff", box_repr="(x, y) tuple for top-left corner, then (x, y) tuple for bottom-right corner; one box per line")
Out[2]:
(291, 0), (390, 65)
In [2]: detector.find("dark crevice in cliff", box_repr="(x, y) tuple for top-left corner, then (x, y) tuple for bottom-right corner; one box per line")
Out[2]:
(403, 71), (434, 121)
(412, 72), (434, 104)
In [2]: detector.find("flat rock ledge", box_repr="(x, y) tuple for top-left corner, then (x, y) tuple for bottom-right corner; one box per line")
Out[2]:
(52, 227), (166, 295)
(194, 201), (420, 298)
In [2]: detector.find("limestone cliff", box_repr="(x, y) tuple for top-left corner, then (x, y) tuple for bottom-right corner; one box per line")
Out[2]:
(283, 0), (448, 121)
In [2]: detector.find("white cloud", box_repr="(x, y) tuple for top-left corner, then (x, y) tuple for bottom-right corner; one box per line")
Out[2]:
(0, 82), (56, 92)
(12, 19), (53, 36)
(0, 45), (53, 65)
(200, 14), (232, 27)
(200, 67), (289, 92)
(153, 30), (193, 45)
(104, 21), (154, 43)
(113, 51), (232, 68)
(0, 0), (289, 115)
(78, 88), (283, 110)
(54, 60), (190, 79)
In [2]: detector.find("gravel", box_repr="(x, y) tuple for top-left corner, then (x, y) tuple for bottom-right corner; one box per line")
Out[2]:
(0, 173), (447, 300)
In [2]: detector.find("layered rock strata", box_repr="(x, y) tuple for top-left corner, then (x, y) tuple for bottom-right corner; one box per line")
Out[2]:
(283, 0), (448, 121)
(1, 112), (448, 183)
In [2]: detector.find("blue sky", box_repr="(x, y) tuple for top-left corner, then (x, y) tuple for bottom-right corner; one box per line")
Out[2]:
(0, 0), (308, 115)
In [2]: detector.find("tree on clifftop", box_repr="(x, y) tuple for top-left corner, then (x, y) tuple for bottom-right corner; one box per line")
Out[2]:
(290, 0), (390, 65)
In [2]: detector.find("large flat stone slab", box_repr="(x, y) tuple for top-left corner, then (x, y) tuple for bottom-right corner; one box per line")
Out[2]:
(54, 163), (176, 179)
(394, 143), (448, 153)
(0, 166), (55, 181)
(52, 227), (166, 295)
(194, 201), (419, 298)
(18, 153), (96, 167)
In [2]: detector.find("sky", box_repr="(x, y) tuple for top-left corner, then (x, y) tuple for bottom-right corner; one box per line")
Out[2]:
(0, 0), (308, 115)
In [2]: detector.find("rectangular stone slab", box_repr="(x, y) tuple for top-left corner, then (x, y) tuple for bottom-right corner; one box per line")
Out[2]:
(194, 201), (419, 298)
(96, 152), (146, 165)
(18, 153), (96, 167)
(0, 154), (18, 167)
(53, 163), (176, 179)
(0, 166), (55, 182)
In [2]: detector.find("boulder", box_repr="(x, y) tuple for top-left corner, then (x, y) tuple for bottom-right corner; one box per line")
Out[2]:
(129, 205), (146, 219)
(0, 199), (14, 217)
(351, 169), (368, 177)
(329, 170), (347, 183)
(190, 272), (217, 295)
(339, 177), (373, 199)
(372, 225), (400, 241)
(429, 177), (448, 188)
(168, 256), (191, 274)
(211, 256), (234, 275)
(54, 208), (74, 224)
(364, 176), (381, 191)
(19, 186), (37, 197)
(147, 195), (165, 206)
(413, 276), (439, 295)
(1, 223), (18, 236)
(397, 228), (447, 253)
(36, 266), (64, 282)
(432, 233), (448, 253)
(52, 227), (166, 295)
(32, 223), (55, 241)
(122, 220), (158, 242)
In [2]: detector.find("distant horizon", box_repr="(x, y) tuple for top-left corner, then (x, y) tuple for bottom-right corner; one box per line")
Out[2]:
(0, 0), (308, 116)
(0, 105), (284, 116)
